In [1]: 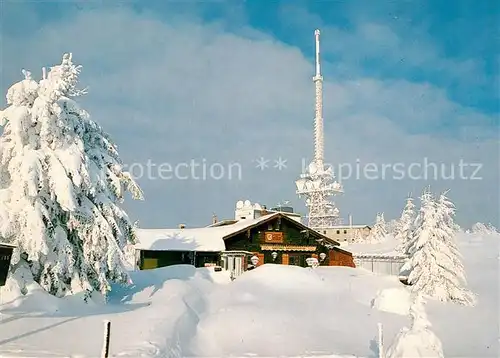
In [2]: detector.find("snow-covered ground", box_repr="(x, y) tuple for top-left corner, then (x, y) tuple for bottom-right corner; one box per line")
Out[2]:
(0, 231), (498, 357)
(345, 235), (401, 256)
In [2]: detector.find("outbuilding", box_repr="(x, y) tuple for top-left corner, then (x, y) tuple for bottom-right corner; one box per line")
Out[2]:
(133, 227), (225, 270)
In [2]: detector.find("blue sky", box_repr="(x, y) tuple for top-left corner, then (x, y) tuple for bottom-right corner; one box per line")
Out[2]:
(1, 0), (499, 228)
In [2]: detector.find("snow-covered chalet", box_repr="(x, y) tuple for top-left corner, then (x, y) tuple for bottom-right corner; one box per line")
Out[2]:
(132, 200), (355, 275)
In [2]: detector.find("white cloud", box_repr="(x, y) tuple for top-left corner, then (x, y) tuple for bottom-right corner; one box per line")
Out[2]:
(277, 4), (485, 86)
(1, 7), (498, 227)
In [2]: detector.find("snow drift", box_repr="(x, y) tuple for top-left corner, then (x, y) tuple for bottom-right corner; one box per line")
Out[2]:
(0, 231), (497, 357)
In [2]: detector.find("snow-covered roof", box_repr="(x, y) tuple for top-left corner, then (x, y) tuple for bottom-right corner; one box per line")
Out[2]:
(353, 253), (408, 259)
(136, 212), (340, 252)
(0, 242), (16, 248)
(346, 237), (401, 256)
(135, 214), (282, 252)
(267, 210), (301, 217)
(329, 225), (371, 229)
(206, 220), (238, 227)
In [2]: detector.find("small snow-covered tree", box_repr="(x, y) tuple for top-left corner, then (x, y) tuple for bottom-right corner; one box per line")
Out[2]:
(487, 223), (498, 233)
(471, 222), (487, 234)
(395, 196), (416, 254)
(0, 54), (143, 299)
(405, 189), (476, 306)
(351, 228), (365, 243)
(368, 212), (388, 243)
(437, 190), (462, 233)
(471, 222), (498, 235)
(453, 222), (462, 233)
(386, 219), (399, 235)
(386, 293), (444, 358)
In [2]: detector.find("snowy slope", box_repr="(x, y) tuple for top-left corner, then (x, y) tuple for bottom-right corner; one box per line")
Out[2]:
(188, 265), (406, 357)
(0, 265), (226, 358)
(0, 232), (498, 357)
(370, 231), (499, 357)
(426, 232), (499, 357)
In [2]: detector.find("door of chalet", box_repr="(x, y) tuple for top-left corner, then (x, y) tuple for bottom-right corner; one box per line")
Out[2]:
(288, 253), (304, 266)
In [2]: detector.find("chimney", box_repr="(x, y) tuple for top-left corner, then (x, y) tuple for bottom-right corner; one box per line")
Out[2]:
(349, 214), (352, 227)
(261, 205), (268, 216)
(179, 224), (186, 229)
(212, 213), (218, 224)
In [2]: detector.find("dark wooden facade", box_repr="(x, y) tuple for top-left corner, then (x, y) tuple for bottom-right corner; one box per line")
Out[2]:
(0, 243), (15, 286)
(139, 250), (220, 270)
(136, 213), (356, 271)
(223, 214), (355, 269)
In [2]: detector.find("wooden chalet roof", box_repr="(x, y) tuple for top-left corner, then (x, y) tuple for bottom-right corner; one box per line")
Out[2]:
(135, 212), (340, 252)
(222, 212), (340, 247)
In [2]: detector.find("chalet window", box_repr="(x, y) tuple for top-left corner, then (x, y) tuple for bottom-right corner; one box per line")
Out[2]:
(268, 224), (273, 231)
(336, 230), (340, 234)
(343, 230), (347, 234)
(323, 230), (326, 234)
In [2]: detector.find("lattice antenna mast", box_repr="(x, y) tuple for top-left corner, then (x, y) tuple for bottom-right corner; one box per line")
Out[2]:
(295, 29), (343, 230)
(313, 29), (324, 168)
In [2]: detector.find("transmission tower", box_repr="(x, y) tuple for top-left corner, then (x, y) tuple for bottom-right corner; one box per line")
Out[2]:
(295, 29), (343, 229)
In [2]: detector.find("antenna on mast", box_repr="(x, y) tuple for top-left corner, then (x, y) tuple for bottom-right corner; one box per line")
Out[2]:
(313, 28), (324, 166)
(314, 29), (321, 77)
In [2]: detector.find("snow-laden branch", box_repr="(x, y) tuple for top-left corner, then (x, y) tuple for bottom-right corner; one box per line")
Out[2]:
(0, 53), (143, 299)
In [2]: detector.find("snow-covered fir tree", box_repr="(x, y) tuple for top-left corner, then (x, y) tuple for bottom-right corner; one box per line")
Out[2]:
(0, 54), (143, 299)
(405, 189), (476, 306)
(368, 212), (388, 243)
(437, 192), (462, 233)
(351, 228), (365, 243)
(471, 222), (498, 235)
(394, 196), (416, 254)
(386, 219), (399, 235)
(386, 293), (444, 358)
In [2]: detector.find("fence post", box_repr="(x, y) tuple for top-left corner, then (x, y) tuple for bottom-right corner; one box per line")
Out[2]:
(101, 320), (111, 358)
(378, 322), (384, 358)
